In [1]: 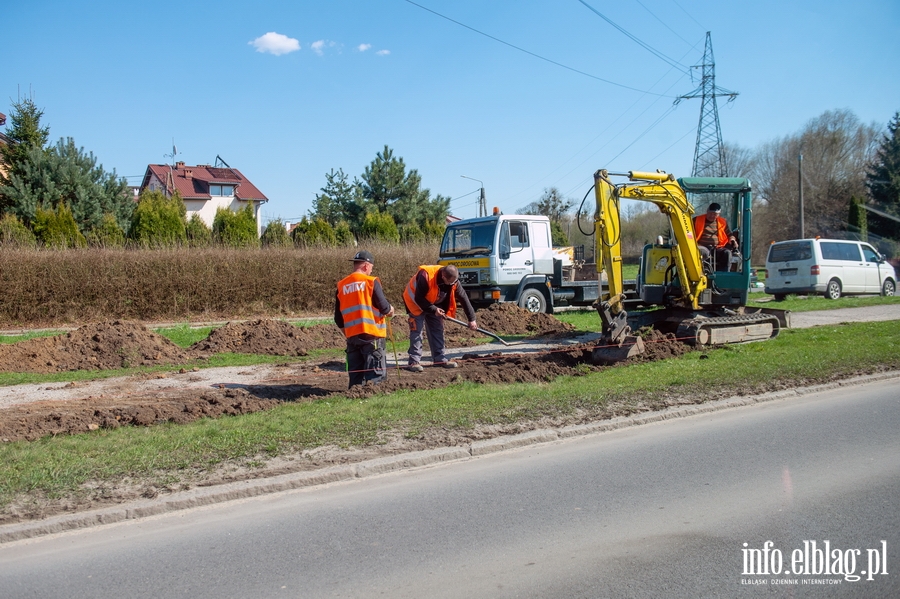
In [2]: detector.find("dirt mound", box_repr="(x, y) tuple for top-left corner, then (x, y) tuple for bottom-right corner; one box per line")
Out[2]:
(190, 319), (342, 356)
(476, 303), (575, 337)
(0, 321), (193, 373)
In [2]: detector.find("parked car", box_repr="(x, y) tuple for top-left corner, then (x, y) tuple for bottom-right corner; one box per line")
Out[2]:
(765, 238), (896, 300)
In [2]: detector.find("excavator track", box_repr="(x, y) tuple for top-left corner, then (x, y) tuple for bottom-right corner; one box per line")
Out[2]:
(675, 312), (781, 346)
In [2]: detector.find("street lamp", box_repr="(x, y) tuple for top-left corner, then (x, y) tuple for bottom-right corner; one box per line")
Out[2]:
(461, 175), (486, 217)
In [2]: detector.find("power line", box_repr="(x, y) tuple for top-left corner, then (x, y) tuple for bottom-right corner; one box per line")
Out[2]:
(401, 0), (676, 97)
(576, 0), (691, 75)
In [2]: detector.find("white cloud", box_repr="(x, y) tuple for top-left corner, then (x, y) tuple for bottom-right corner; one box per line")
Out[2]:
(249, 32), (300, 56)
(357, 43), (372, 52)
(376, 49), (391, 56)
(310, 40), (338, 56)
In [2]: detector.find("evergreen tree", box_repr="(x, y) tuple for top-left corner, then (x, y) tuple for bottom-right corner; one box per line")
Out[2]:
(0, 97), (51, 197)
(87, 213), (126, 247)
(291, 217), (337, 247)
(0, 213), (36, 247)
(185, 213), (212, 247)
(32, 203), (86, 248)
(865, 111), (900, 240)
(311, 168), (365, 229)
(1, 137), (133, 234)
(358, 210), (400, 243)
(213, 204), (259, 248)
(130, 189), (187, 247)
(360, 145), (450, 229)
(261, 218), (292, 247)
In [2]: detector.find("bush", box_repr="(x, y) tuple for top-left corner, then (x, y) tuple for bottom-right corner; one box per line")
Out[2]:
(185, 213), (212, 247)
(0, 213), (37, 247)
(359, 211), (399, 243)
(32, 203), (87, 248)
(334, 221), (356, 246)
(213, 204), (259, 248)
(292, 217), (337, 247)
(261, 219), (292, 248)
(130, 190), (187, 247)
(87, 213), (126, 248)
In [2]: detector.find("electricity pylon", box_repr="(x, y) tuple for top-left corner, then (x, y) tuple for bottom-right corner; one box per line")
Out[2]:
(676, 32), (738, 177)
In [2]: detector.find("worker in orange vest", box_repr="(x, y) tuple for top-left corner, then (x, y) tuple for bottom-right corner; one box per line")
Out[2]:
(334, 250), (395, 388)
(403, 264), (477, 371)
(693, 202), (738, 271)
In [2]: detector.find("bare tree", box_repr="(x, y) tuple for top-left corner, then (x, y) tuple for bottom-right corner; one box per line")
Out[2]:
(748, 109), (879, 262)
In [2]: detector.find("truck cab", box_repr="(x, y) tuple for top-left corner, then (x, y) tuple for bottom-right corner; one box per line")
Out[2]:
(438, 213), (600, 313)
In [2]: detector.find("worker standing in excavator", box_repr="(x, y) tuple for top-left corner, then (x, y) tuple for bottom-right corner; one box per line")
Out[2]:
(693, 202), (738, 271)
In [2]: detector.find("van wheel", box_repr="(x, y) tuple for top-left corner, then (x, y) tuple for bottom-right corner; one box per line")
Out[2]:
(825, 278), (842, 300)
(518, 288), (548, 313)
(883, 279), (896, 297)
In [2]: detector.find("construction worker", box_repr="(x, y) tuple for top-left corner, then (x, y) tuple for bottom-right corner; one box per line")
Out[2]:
(693, 202), (738, 271)
(403, 264), (477, 371)
(334, 250), (395, 388)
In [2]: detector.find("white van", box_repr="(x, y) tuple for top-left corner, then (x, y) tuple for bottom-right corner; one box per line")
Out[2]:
(765, 238), (896, 300)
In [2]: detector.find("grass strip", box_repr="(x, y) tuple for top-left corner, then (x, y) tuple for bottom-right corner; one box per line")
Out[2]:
(1, 320), (897, 512)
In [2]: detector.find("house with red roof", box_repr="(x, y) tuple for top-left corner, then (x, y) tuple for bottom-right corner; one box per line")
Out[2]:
(139, 161), (269, 236)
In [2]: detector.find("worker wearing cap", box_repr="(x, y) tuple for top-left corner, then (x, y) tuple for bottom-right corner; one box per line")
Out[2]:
(693, 202), (738, 271)
(334, 250), (395, 388)
(403, 264), (477, 371)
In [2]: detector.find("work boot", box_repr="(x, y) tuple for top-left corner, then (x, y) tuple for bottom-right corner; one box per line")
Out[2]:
(407, 363), (424, 373)
(434, 361), (458, 368)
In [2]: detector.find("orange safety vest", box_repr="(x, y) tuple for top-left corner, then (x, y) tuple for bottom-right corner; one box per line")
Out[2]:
(336, 272), (387, 338)
(403, 265), (458, 318)
(693, 214), (729, 248)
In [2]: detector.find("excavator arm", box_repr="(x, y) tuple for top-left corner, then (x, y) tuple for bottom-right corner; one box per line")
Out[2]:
(593, 169), (708, 344)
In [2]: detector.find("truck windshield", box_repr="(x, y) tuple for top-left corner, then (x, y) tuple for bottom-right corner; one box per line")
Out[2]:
(440, 222), (495, 257)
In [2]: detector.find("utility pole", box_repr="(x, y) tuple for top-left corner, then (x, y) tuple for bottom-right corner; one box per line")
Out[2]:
(461, 175), (486, 217)
(677, 32), (738, 177)
(798, 153), (805, 238)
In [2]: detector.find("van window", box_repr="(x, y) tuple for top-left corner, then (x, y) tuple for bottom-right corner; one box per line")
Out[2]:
(768, 241), (812, 263)
(821, 242), (861, 261)
(862, 245), (881, 263)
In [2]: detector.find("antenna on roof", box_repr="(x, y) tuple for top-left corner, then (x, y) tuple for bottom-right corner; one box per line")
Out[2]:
(215, 155), (230, 168)
(164, 139), (178, 167)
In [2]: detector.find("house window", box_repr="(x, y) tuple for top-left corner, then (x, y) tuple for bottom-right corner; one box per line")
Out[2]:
(209, 184), (235, 196)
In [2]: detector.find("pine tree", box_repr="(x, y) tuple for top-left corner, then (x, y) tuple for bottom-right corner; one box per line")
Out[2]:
(865, 111), (900, 240)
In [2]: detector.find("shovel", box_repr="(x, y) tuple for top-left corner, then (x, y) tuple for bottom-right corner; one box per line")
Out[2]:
(444, 315), (513, 346)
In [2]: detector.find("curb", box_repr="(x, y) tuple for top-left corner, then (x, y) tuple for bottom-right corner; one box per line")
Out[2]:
(2, 370), (898, 544)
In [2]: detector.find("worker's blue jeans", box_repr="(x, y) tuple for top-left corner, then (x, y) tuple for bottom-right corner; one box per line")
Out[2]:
(407, 312), (446, 365)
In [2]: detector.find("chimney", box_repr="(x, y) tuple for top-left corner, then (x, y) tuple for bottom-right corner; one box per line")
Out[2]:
(184, 169), (193, 179)
(176, 161), (185, 168)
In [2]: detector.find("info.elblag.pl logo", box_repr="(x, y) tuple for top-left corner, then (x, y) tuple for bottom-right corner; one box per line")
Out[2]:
(741, 540), (888, 585)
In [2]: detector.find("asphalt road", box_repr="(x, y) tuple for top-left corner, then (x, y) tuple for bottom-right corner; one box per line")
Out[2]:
(1, 377), (897, 598)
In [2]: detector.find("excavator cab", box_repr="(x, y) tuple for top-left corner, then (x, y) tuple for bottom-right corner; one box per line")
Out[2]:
(635, 178), (752, 309)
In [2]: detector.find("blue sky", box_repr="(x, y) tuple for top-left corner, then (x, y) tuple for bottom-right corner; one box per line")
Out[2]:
(6, 0), (899, 224)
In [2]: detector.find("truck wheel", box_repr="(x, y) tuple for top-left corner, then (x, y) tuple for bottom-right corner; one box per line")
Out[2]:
(825, 278), (842, 300)
(883, 279), (896, 297)
(518, 288), (548, 313)
(773, 294), (786, 301)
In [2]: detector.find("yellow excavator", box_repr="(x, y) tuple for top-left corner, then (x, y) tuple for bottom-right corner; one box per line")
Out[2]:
(591, 169), (788, 364)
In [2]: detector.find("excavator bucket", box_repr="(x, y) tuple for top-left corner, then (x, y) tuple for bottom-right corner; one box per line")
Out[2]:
(591, 334), (645, 365)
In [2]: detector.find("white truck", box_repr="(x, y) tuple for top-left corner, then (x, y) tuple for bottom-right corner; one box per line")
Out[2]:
(437, 212), (632, 313)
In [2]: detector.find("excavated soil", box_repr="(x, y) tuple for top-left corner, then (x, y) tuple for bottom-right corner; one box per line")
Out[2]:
(0, 304), (693, 443)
